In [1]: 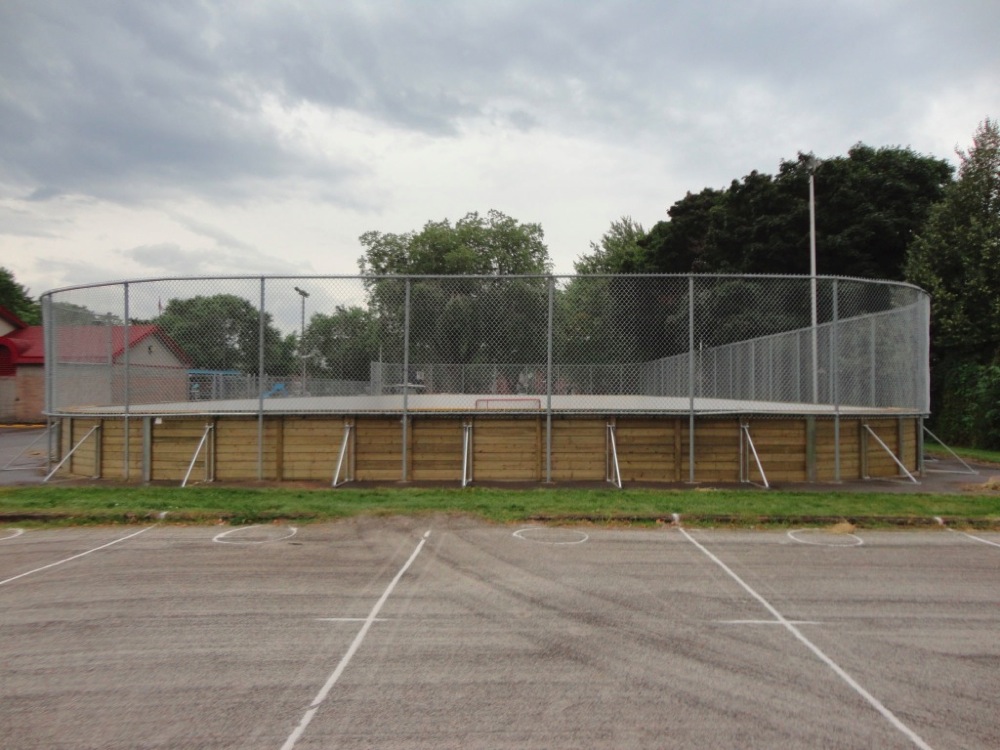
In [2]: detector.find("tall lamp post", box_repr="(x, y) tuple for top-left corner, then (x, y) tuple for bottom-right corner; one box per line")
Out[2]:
(294, 286), (309, 392)
(806, 156), (820, 404)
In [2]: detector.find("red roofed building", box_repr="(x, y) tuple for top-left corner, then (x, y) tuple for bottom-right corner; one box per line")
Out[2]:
(1, 308), (191, 421)
(0, 306), (45, 422)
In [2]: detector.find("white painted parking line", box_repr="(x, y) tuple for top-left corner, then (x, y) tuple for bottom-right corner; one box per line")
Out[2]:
(953, 530), (1000, 548)
(715, 619), (823, 625)
(281, 530), (431, 750)
(0, 526), (156, 587)
(679, 528), (934, 750)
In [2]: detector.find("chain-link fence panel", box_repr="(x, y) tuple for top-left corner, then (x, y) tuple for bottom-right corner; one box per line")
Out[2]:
(42, 274), (930, 417)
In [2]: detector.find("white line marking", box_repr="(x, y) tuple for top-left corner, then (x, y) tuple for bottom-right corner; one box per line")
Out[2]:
(946, 528), (1000, 548)
(213, 525), (298, 544)
(0, 528), (25, 542)
(0, 526), (156, 587)
(316, 618), (388, 622)
(281, 530), (431, 750)
(787, 529), (864, 547)
(513, 527), (589, 545)
(716, 619), (822, 625)
(678, 528), (934, 750)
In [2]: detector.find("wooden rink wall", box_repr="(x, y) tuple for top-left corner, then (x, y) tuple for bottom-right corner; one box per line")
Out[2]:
(56, 413), (921, 485)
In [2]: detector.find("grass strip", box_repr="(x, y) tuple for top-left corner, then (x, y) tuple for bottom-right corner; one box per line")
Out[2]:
(924, 443), (1000, 467)
(1, 485), (998, 528)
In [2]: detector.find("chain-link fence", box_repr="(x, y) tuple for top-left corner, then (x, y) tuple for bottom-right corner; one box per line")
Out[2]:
(41, 274), (930, 416)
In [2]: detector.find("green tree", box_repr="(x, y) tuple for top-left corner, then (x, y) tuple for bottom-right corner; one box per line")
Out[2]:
(358, 209), (550, 276)
(905, 118), (1000, 350)
(357, 211), (552, 384)
(156, 294), (289, 375)
(905, 118), (1000, 448)
(574, 216), (647, 273)
(0, 267), (40, 324)
(302, 305), (379, 382)
(625, 146), (951, 279)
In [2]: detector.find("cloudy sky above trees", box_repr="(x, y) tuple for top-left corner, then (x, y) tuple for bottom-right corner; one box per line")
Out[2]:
(1, 0), (997, 299)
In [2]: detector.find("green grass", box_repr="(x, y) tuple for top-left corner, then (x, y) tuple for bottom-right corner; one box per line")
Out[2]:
(924, 442), (1000, 466)
(2, 485), (998, 528)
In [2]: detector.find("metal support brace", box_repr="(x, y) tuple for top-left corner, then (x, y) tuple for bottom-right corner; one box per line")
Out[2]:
(740, 421), (769, 488)
(44, 424), (101, 482)
(921, 425), (979, 475)
(181, 424), (215, 488)
(332, 422), (354, 487)
(461, 422), (474, 487)
(3, 423), (57, 471)
(606, 422), (622, 488)
(862, 423), (918, 484)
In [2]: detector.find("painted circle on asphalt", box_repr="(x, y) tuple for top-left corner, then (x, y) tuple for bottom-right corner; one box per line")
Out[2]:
(213, 525), (298, 544)
(513, 527), (589, 545)
(787, 529), (863, 547)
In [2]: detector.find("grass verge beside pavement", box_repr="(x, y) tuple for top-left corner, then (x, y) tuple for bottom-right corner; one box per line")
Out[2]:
(1, 485), (998, 529)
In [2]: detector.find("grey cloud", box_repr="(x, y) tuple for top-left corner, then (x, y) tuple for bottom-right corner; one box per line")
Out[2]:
(120, 242), (303, 277)
(168, 214), (257, 253)
(0, 0), (997, 212)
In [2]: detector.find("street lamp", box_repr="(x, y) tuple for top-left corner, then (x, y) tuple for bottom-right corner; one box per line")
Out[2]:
(294, 286), (309, 392)
(805, 156), (820, 404)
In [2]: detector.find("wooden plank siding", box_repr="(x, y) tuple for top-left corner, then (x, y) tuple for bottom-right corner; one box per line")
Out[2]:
(152, 418), (214, 481)
(280, 417), (345, 481)
(472, 417), (540, 481)
(744, 420), (808, 484)
(550, 417), (606, 482)
(411, 418), (464, 482)
(354, 417), (404, 482)
(99, 418), (143, 480)
(613, 418), (679, 483)
(685, 419), (740, 483)
(54, 413), (923, 486)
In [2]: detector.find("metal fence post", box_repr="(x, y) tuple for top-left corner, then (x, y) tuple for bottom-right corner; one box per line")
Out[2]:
(545, 276), (554, 483)
(123, 282), (130, 480)
(833, 279), (841, 482)
(401, 278), (411, 482)
(42, 293), (54, 473)
(257, 277), (265, 481)
(688, 276), (696, 484)
(869, 315), (877, 406)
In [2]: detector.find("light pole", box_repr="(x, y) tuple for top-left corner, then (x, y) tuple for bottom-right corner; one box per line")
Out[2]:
(806, 156), (820, 404)
(294, 286), (309, 392)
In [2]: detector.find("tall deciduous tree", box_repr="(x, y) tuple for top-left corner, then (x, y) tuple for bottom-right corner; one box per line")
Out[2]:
(613, 146), (952, 280)
(905, 118), (1000, 350)
(905, 118), (1000, 448)
(302, 305), (379, 381)
(156, 294), (291, 375)
(574, 216), (647, 274)
(357, 211), (552, 375)
(358, 209), (550, 276)
(0, 267), (40, 324)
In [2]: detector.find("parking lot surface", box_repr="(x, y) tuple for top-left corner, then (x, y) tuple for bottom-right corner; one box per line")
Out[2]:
(1, 517), (997, 749)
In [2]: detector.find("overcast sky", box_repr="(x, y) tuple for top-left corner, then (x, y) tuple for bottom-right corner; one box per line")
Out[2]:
(2, 0), (997, 302)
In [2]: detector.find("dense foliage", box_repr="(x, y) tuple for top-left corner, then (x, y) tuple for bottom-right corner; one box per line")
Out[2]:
(905, 119), (1000, 448)
(0, 266), (40, 324)
(585, 146), (953, 279)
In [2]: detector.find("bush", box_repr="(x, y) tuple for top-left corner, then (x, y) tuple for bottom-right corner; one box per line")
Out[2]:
(932, 353), (1000, 449)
